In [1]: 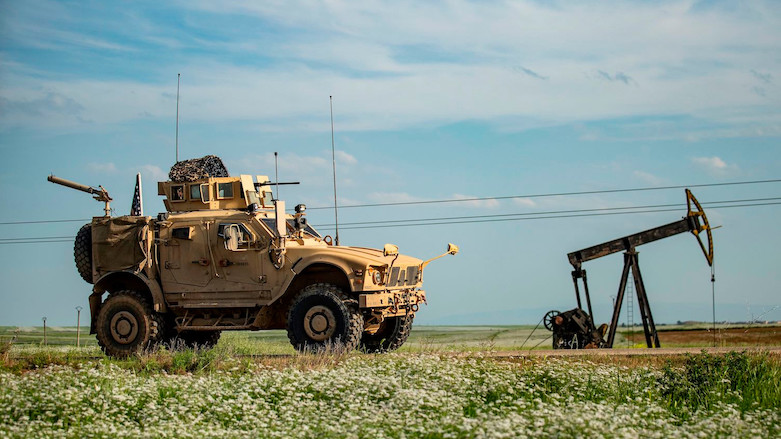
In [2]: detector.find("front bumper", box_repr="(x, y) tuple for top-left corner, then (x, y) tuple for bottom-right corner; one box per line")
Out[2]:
(359, 289), (426, 316)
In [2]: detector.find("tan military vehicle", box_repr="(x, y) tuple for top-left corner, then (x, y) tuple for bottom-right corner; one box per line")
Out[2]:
(49, 164), (457, 357)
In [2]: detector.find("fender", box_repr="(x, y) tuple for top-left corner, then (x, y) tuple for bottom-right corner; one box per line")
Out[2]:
(275, 256), (355, 303)
(92, 270), (167, 313)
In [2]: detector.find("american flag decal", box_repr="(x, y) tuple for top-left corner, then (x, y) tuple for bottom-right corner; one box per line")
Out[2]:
(130, 173), (143, 216)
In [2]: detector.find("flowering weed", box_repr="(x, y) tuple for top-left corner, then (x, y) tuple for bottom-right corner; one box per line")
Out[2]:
(1, 352), (779, 438)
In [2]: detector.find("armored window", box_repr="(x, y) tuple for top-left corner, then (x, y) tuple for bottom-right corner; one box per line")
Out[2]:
(217, 223), (254, 250)
(262, 190), (273, 207)
(217, 182), (234, 199)
(189, 184), (201, 201)
(171, 185), (185, 202)
(259, 217), (322, 239)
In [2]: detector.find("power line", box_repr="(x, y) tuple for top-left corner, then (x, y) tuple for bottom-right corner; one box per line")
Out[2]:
(4, 199), (777, 243)
(318, 201), (781, 231)
(0, 239), (72, 245)
(316, 197), (781, 228)
(0, 219), (90, 225)
(0, 236), (74, 241)
(306, 178), (781, 210)
(3, 178), (779, 226)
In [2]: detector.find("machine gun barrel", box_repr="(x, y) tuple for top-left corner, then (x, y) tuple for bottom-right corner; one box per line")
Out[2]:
(48, 175), (101, 196)
(47, 174), (113, 216)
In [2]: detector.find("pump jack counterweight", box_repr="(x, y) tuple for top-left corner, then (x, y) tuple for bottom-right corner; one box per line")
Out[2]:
(547, 189), (714, 349)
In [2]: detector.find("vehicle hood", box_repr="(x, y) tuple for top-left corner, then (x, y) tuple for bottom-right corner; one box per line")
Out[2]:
(288, 244), (423, 268)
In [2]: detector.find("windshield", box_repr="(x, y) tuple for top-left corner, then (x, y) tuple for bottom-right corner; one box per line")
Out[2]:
(260, 218), (322, 239)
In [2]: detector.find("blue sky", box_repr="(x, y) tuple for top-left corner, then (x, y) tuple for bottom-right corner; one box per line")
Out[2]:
(1, 0), (779, 328)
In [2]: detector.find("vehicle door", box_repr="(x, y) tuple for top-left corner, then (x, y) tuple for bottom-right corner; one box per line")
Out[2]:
(159, 221), (212, 290)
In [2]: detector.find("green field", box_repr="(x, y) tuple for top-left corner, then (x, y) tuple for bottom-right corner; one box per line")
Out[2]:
(3, 323), (778, 352)
(1, 326), (780, 438)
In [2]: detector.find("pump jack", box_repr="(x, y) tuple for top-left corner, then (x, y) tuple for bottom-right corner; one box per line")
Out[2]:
(545, 189), (714, 349)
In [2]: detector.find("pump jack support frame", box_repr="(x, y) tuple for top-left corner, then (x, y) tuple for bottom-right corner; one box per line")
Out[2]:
(571, 250), (660, 348)
(565, 189), (713, 349)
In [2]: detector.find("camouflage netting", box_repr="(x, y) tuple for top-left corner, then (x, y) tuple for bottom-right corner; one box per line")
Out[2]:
(168, 155), (230, 182)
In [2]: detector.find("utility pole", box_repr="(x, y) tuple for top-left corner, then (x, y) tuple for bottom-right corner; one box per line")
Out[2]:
(42, 317), (47, 345)
(75, 306), (83, 347)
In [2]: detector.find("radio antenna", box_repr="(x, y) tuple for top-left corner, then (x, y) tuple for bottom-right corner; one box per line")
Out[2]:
(175, 73), (181, 162)
(274, 152), (280, 200)
(330, 96), (341, 246)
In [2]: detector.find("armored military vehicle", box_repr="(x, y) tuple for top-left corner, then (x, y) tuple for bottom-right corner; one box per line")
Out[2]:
(49, 159), (457, 357)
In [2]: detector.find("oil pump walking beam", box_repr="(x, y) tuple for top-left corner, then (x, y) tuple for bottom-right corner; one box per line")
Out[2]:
(568, 216), (697, 268)
(568, 189), (713, 270)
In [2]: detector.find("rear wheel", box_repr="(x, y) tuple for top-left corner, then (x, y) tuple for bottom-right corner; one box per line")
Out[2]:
(360, 314), (414, 353)
(287, 283), (363, 353)
(96, 290), (159, 358)
(74, 224), (92, 284)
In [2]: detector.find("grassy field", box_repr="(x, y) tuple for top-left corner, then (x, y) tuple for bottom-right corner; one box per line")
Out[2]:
(3, 323), (779, 351)
(1, 326), (780, 438)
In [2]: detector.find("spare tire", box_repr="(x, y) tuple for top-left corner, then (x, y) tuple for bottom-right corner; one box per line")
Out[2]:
(74, 223), (93, 284)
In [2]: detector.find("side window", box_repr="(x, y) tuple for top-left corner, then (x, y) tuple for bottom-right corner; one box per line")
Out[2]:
(171, 185), (185, 202)
(261, 190), (273, 207)
(217, 182), (234, 199)
(189, 184), (201, 201)
(217, 223), (254, 251)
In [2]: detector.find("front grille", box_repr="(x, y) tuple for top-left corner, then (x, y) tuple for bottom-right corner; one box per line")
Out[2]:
(387, 265), (420, 287)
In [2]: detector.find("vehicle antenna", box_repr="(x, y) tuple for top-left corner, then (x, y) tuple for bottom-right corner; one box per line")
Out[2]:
(274, 151), (279, 201)
(330, 96), (340, 246)
(175, 73), (180, 163)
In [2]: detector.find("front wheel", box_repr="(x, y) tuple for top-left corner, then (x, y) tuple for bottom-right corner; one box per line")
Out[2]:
(287, 283), (363, 353)
(96, 290), (160, 358)
(360, 314), (414, 353)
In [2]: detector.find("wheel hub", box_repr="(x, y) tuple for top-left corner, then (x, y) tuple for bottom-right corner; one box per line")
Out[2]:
(110, 311), (139, 344)
(303, 305), (336, 341)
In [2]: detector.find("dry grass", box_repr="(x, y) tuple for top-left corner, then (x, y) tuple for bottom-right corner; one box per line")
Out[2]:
(625, 326), (781, 347)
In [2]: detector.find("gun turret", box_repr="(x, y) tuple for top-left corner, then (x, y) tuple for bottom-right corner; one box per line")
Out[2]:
(48, 174), (112, 216)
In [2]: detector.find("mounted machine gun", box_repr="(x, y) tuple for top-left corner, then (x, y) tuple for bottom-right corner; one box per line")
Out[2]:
(48, 175), (113, 217)
(545, 189), (714, 349)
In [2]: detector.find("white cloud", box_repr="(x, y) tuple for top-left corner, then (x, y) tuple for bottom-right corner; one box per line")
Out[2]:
(234, 153), (330, 178)
(451, 194), (500, 209)
(366, 192), (424, 204)
(512, 198), (536, 208)
(1, 1), (780, 139)
(140, 164), (168, 183)
(691, 156), (739, 177)
(633, 170), (666, 186)
(87, 162), (117, 173)
(335, 150), (357, 165)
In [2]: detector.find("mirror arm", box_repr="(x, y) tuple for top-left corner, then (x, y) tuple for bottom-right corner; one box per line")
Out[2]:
(420, 243), (459, 269)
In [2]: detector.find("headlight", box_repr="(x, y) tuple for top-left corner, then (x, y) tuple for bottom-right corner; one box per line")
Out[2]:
(368, 267), (385, 285)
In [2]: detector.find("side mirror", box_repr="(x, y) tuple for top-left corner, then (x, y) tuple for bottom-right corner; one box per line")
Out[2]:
(420, 242), (459, 269)
(447, 243), (459, 255)
(224, 225), (240, 251)
(383, 244), (399, 257)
